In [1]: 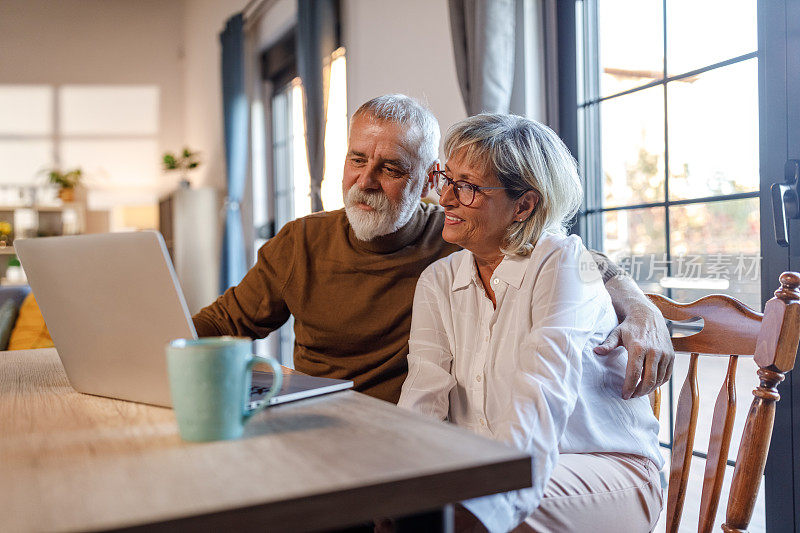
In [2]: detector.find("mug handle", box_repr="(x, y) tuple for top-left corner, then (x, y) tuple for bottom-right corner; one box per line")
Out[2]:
(243, 355), (284, 422)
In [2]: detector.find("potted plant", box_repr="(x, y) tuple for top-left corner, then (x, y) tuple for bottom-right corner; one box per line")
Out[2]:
(162, 148), (201, 188)
(46, 168), (83, 202)
(0, 221), (12, 248)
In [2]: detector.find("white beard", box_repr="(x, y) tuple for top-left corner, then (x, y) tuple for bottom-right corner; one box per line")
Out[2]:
(344, 184), (420, 241)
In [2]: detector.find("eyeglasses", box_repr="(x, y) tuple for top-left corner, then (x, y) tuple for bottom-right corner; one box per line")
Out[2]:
(431, 170), (508, 207)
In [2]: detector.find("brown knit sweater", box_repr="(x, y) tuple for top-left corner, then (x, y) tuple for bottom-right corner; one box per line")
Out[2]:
(193, 203), (460, 403)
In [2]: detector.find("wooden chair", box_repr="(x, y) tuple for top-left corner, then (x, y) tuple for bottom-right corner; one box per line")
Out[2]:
(646, 272), (800, 533)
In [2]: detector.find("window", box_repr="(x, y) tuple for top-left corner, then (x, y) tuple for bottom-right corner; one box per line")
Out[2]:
(254, 43), (348, 365)
(321, 48), (348, 212)
(271, 78), (312, 230)
(574, 1), (762, 531)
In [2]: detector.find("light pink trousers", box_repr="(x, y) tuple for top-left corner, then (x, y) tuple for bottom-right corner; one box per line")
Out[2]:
(511, 453), (663, 533)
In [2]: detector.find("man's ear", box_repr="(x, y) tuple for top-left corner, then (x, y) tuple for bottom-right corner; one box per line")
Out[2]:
(514, 190), (540, 222)
(420, 161), (440, 198)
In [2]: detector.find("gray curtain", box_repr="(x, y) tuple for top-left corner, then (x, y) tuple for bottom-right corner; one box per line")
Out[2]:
(449, 0), (516, 115)
(219, 13), (248, 291)
(297, 0), (338, 212)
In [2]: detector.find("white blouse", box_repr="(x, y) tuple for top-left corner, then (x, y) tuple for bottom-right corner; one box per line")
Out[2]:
(398, 232), (663, 533)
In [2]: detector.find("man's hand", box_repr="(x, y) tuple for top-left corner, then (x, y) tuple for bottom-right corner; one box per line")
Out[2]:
(598, 275), (675, 399)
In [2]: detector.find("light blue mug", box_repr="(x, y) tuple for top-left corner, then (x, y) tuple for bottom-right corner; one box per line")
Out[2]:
(166, 337), (283, 442)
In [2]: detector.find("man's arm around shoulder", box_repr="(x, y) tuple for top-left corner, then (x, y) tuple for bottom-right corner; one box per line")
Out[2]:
(589, 250), (674, 399)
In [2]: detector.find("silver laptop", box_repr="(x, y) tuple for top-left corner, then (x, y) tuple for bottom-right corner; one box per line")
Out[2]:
(14, 231), (352, 408)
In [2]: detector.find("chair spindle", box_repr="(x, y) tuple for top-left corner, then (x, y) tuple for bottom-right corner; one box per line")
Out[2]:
(667, 352), (700, 533)
(698, 355), (737, 533)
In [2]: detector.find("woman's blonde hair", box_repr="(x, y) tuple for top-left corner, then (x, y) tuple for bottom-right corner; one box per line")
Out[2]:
(443, 114), (583, 256)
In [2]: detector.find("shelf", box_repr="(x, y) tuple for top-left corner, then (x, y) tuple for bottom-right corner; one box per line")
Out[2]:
(0, 204), (80, 212)
(38, 205), (82, 212)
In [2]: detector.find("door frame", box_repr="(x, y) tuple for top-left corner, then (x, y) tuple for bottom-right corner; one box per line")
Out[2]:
(760, 1), (800, 531)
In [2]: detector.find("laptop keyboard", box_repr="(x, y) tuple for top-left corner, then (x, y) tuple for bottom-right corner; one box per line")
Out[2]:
(250, 385), (271, 400)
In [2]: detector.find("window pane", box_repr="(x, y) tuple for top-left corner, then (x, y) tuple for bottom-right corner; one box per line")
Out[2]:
(60, 85), (159, 135)
(668, 198), (760, 310)
(251, 97), (268, 248)
(0, 140), (53, 185)
(272, 88), (293, 229)
(274, 140), (292, 228)
(321, 52), (347, 212)
(598, 206), (667, 294)
(666, 0), (757, 76)
(601, 87), (665, 208)
(668, 60), (759, 201)
(0, 85), (53, 135)
(597, 1), (664, 97)
(290, 82), (311, 218)
(652, 452), (765, 532)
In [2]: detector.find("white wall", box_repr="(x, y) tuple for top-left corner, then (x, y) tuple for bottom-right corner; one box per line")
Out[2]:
(342, 0), (467, 144)
(183, 0), (249, 191)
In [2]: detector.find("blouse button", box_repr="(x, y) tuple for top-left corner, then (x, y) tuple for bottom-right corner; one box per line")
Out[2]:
(492, 278), (499, 285)
(476, 375), (482, 382)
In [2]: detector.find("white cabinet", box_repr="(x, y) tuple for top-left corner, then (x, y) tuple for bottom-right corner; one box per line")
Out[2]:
(159, 187), (220, 315)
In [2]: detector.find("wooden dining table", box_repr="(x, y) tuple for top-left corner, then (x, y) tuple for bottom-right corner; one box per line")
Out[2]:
(1, 348), (531, 532)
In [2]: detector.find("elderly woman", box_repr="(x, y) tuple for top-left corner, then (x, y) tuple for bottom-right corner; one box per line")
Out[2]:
(398, 114), (663, 533)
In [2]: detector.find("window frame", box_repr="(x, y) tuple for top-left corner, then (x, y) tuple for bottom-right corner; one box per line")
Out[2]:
(557, 0), (783, 530)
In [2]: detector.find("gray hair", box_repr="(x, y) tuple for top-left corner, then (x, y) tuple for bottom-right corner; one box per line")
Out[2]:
(444, 114), (583, 256)
(352, 94), (440, 181)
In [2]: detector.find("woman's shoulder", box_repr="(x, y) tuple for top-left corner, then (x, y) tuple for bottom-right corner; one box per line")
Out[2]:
(418, 248), (472, 287)
(531, 232), (586, 262)
(531, 232), (607, 287)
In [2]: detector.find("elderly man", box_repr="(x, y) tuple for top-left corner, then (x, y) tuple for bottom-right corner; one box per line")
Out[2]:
(193, 94), (673, 404)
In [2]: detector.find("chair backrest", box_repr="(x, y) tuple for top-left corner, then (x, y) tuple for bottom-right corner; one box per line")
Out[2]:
(647, 272), (800, 533)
